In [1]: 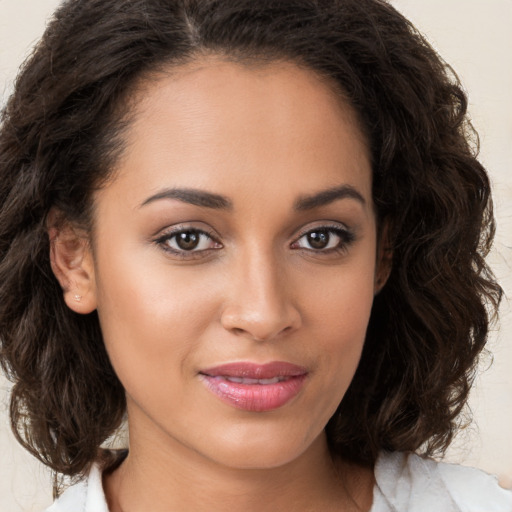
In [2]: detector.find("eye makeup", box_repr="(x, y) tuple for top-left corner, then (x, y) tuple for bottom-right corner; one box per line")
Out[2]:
(154, 224), (222, 260)
(153, 221), (357, 261)
(291, 223), (356, 256)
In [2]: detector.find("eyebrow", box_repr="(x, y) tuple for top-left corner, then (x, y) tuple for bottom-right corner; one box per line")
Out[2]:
(140, 184), (365, 211)
(140, 188), (233, 210)
(293, 184), (366, 211)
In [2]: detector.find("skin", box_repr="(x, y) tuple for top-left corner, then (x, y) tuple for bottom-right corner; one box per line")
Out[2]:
(51, 57), (389, 511)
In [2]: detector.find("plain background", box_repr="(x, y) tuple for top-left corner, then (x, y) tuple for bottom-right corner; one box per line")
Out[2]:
(1, 1), (511, 510)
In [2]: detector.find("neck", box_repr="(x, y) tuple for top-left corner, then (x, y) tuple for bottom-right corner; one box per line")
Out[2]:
(104, 428), (374, 512)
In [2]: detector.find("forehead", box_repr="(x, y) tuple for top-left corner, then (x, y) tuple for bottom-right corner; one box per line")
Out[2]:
(106, 57), (372, 212)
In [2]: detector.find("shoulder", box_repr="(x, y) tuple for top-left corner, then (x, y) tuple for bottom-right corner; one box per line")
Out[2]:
(43, 462), (108, 512)
(373, 451), (512, 512)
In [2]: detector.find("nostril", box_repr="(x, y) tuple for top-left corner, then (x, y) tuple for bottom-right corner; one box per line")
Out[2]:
(220, 293), (302, 342)
(228, 324), (294, 343)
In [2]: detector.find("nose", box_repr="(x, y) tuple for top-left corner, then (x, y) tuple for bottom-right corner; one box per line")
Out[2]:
(220, 248), (302, 342)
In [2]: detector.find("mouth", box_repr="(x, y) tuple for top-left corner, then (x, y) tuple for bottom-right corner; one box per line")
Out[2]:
(199, 361), (308, 412)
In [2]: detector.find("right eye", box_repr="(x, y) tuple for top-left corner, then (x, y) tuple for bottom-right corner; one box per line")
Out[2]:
(155, 227), (222, 257)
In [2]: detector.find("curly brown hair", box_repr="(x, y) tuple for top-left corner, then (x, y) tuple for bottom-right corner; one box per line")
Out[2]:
(0, 0), (502, 478)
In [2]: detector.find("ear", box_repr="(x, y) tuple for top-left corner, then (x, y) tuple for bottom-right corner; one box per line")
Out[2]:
(374, 220), (393, 295)
(47, 209), (97, 314)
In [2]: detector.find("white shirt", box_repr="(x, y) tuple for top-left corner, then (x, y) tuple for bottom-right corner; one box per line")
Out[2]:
(45, 451), (512, 512)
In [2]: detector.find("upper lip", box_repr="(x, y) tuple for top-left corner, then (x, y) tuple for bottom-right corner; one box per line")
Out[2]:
(200, 361), (307, 379)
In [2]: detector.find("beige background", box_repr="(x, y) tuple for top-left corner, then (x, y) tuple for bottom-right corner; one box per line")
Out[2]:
(1, 1), (511, 510)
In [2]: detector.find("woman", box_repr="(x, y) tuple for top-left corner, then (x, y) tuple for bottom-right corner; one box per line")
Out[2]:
(0, 0), (510, 510)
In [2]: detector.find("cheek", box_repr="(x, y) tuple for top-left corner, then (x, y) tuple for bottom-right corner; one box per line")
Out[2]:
(316, 287), (373, 371)
(92, 243), (222, 382)
(296, 256), (376, 400)
(265, 269), (374, 447)
(303, 255), (376, 343)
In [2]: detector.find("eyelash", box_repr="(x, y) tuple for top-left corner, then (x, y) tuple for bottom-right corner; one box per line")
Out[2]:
(154, 224), (355, 259)
(154, 226), (221, 260)
(291, 224), (356, 255)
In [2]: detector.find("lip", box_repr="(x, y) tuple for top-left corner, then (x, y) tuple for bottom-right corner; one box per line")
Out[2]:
(199, 361), (308, 412)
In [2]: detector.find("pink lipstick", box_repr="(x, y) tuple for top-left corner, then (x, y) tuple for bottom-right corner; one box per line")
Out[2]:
(199, 362), (307, 412)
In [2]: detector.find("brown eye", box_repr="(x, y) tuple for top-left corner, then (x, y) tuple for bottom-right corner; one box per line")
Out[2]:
(306, 230), (330, 249)
(157, 228), (222, 255)
(293, 226), (355, 253)
(175, 231), (201, 250)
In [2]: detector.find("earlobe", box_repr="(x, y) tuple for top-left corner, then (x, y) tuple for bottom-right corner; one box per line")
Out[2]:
(47, 210), (97, 314)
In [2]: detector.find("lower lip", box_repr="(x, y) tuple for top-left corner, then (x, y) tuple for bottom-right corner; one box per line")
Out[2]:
(200, 374), (307, 412)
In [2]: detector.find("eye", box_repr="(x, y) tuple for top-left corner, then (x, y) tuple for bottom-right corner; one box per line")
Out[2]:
(292, 226), (355, 253)
(156, 227), (222, 255)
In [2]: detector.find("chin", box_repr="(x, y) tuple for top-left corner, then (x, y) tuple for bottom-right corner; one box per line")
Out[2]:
(197, 422), (325, 471)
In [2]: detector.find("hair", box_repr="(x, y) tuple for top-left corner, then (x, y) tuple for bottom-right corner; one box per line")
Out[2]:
(0, 0), (502, 478)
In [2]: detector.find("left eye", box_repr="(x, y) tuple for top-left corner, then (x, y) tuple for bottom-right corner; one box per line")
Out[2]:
(293, 227), (352, 251)
(158, 229), (220, 252)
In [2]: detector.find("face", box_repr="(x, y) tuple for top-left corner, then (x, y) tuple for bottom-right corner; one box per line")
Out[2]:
(78, 58), (384, 469)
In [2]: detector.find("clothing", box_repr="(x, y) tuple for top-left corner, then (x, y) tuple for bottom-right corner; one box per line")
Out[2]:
(45, 451), (512, 512)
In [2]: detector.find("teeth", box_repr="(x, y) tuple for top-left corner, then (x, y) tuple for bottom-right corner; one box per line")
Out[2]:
(225, 377), (244, 383)
(223, 376), (284, 385)
(259, 377), (280, 384)
(242, 378), (259, 384)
